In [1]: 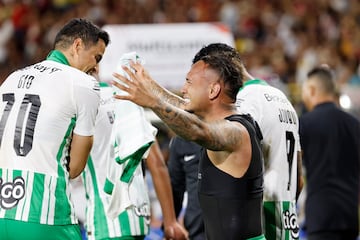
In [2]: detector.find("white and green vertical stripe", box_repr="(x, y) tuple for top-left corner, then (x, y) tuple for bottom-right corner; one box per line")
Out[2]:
(83, 157), (150, 240)
(0, 168), (77, 225)
(263, 201), (300, 240)
(0, 118), (78, 225)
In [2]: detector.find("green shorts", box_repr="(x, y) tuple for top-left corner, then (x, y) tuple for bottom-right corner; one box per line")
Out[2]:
(0, 218), (82, 240)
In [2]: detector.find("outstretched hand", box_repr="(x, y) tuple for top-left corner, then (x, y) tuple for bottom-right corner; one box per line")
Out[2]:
(111, 61), (158, 108)
(163, 222), (189, 240)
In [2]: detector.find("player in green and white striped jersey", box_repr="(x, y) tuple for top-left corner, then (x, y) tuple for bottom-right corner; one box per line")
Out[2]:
(81, 79), (187, 240)
(0, 18), (109, 240)
(236, 77), (303, 240)
(81, 82), (153, 239)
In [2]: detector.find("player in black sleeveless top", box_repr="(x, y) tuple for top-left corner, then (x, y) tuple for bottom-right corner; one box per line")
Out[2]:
(112, 43), (266, 240)
(198, 114), (264, 239)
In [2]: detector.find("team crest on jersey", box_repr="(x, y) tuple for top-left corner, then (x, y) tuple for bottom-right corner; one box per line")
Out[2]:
(0, 177), (26, 209)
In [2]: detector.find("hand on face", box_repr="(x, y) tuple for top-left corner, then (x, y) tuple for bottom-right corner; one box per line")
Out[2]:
(112, 61), (158, 108)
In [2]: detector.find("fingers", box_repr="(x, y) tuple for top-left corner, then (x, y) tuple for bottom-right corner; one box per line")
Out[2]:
(165, 226), (174, 238)
(129, 60), (145, 75)
(111, 61), (153, 105)
(163, 225), (189, 240)
(111, 73), (132, 100)
(113, 72), (132, 86)
(111, 62), (146, 99)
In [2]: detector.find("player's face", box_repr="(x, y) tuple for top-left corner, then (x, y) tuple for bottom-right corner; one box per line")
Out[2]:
(181, 61), (219, 117)
(72, 39), (106, 74)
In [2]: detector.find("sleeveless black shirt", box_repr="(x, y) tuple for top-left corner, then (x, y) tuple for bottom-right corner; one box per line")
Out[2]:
(198, 114), (264, 240)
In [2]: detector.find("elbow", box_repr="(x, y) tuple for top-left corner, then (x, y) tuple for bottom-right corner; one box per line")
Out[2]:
(69, 165), (85, 179)
(69, 170), (81, 179)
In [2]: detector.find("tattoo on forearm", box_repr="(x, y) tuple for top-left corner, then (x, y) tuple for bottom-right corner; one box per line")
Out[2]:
(153, 101), (201, 140)
(150, 81), (185, 108)
(153, 101), (242, 151)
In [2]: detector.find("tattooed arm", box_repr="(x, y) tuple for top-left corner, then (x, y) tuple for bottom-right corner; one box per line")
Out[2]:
(147, 75), (188, 109)
(150, 100), (244, 153)
(126, 63), (188, 109)
(111, 65), (243, 152)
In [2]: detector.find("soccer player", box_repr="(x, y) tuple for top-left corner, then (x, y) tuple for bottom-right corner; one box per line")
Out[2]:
(236, 71), (303, 240)
(0, 18), (109, 240)
(192, 42), (304, 240)
(81, 74), (188, 240)
(112, 45), (265, 240)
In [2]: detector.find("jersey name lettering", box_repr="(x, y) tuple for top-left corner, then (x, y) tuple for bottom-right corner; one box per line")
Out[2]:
(278, 108), (297, 125)
(33, 64), (61, 74)
(18, 75), (34, 89)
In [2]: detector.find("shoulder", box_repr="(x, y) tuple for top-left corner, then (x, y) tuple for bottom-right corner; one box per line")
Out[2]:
(43, 60), (95, 81)
(299, 110), (320, 135)
(226, 114), (262, 139)
(341, 110), (360, 126)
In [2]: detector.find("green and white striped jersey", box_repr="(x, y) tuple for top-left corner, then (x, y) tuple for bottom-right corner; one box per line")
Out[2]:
(0, 54), (100, 225)
(82, 83), (156, 239)
(237, 79), (301, 239)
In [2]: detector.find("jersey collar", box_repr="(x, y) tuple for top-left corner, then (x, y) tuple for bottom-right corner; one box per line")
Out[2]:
(46, 50), (70, 66)
(99, 82), (110, 87)
(239, 79), (268, 92)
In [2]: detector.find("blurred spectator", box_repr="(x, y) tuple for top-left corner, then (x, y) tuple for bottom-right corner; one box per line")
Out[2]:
(0, 0), (359, 103)
(299, 65), (360, 240)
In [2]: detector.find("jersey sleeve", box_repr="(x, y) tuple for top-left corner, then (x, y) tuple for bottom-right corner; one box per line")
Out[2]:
(73, 76), (100, 136)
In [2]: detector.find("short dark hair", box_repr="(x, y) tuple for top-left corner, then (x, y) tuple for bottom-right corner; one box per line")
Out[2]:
(200, 53), (243, 102)
(54, 18), (110, 50)
(192, 43), (242, 64)
(307, 65), (336, 95)
(193, 43), (244, 102)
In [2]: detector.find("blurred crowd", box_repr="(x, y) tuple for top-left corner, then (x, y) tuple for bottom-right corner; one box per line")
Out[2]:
(0, 0), (359, 110)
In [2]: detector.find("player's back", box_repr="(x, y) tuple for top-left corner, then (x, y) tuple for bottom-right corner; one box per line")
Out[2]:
(0, 59), (99, 225)
(236, 79), (301, 239)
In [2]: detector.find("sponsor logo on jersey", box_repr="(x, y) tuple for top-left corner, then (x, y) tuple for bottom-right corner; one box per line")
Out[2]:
(133, 203), (151, 224)
(264, 93), (289, 104)
(283, 209), (299, 239)
(184, 154), (196, 162)
(0, 177), (26, 209)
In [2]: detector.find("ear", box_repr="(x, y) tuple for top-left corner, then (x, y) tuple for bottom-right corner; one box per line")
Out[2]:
(209, 82), (221, 100)
(72, 38), (83, 56)
(309, 83), (317, 97)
